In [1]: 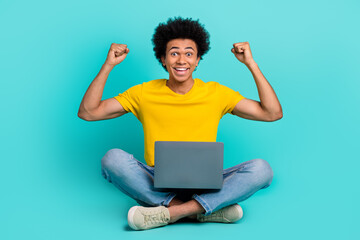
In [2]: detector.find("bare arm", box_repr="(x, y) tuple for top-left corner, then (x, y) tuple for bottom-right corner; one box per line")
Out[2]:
(230, 42), (283, 122)
(78, 43), (130, 121)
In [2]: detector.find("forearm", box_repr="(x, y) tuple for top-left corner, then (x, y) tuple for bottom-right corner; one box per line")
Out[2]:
(246, 61), (282, 117)
(78, 63), (114, 114)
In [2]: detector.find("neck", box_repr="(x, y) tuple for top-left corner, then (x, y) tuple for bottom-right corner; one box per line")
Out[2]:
(166, 77), (195, 95)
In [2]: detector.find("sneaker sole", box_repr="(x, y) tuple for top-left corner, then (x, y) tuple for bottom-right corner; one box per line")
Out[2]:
(127, 206), (140, 230)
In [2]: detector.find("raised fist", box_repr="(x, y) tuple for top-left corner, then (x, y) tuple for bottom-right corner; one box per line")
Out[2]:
(105, 43), (130, 66)
(231, 42), (255, 66)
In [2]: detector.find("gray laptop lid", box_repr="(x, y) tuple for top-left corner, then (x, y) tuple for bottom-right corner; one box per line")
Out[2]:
(154, 141), (224, 189)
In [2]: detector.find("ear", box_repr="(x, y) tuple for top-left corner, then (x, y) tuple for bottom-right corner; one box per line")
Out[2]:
(161, 56), (165, 66)
(196, 56), (200, 66)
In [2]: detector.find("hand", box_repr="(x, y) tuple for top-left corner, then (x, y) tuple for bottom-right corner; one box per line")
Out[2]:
(105, 43), (130, 66)
(231, 42), (255, 66)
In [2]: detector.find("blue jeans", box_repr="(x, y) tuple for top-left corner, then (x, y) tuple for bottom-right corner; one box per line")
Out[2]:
(101, 148), (273, 216)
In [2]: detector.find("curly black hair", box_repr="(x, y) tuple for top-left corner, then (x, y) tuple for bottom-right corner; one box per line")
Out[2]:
(152, 17), (210, 71)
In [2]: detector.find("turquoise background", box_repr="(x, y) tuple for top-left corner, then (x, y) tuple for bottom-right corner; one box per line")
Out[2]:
(1, 0), (359, 239)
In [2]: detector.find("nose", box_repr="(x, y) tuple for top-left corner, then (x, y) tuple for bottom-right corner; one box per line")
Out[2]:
(176, 54), (186, 64)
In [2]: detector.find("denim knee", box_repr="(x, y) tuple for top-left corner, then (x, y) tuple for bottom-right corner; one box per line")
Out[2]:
(251, 158), (274, 188)
(101, 148), (133, 180)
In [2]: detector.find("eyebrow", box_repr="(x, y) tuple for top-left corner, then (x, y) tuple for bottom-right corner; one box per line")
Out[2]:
(168, 46), (195, 51)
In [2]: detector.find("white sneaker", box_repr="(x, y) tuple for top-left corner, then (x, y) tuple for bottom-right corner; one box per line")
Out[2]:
(127, 206), (170, 230)
(197, 204), (243, 223)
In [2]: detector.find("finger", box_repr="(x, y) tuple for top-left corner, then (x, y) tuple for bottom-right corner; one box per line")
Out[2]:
(115, 47), (127, 56)
(111, 44), (126, 51)
(235, 46), (244, 53)
(231, 47), (243, 54)
(113, 43), (126, 47)
(119, 48), (126, 54)
(114, 49), (125, 57)
(117, 45), (126, 51)
(120, 48), (129, 55)
(111, 46), (124, 54)
(233, 42), (250, 50)
(233, 42), (246, 47)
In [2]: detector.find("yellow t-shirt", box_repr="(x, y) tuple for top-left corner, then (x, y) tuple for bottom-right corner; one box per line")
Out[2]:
(114, 78), (245, 167)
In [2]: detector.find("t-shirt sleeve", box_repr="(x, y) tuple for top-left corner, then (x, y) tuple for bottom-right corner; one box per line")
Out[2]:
(217, 83), (246, 118)
(113, 84), (142, 120)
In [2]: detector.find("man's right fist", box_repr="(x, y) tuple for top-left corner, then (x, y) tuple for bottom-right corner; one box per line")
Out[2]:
(105, 43), (130, 66)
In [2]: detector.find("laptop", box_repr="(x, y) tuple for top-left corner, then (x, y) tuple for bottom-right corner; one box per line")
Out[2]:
(154, 141), (224, 189)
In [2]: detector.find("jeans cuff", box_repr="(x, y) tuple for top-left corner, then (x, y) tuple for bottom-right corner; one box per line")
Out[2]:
(163, 192), (177, 207)
(192, 194), (213, 216)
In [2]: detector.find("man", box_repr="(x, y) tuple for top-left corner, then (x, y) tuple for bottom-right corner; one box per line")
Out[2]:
(78, 17), (282, 231)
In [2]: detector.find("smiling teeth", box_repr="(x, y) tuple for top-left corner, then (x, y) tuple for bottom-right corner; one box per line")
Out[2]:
(175, 68), (187, 70)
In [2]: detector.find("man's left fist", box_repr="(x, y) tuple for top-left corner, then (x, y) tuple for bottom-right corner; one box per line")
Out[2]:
(231, 42), (255, 66)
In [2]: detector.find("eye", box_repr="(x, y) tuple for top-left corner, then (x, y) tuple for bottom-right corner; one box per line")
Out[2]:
(186, 52), (193, 57)
(171, 52), (178, 56)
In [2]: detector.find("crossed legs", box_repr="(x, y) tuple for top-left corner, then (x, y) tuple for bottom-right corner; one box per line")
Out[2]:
(101, 148), (273, 223)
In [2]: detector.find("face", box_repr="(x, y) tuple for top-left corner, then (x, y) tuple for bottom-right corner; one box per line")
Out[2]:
(161, 38), (200, 83)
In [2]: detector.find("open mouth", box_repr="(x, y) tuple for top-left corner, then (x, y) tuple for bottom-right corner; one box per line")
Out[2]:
(173, 67), (189, 75)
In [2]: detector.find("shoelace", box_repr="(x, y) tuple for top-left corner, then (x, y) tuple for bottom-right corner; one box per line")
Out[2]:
(209, 210), (225, 220)
(200, 209), (225, 221)
(144, 211), (169, 226)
